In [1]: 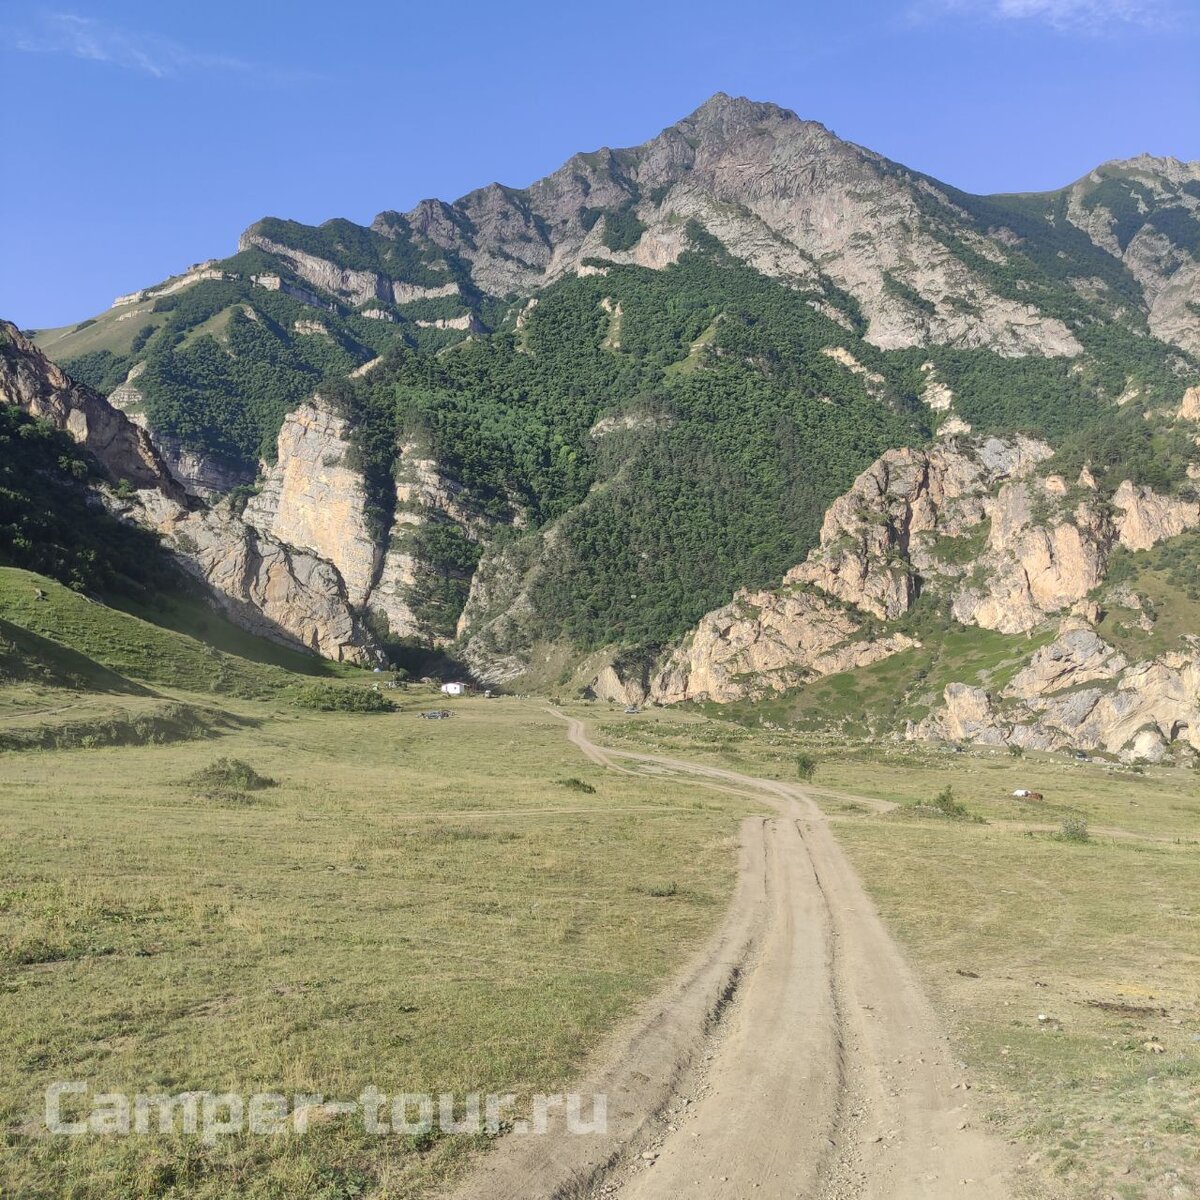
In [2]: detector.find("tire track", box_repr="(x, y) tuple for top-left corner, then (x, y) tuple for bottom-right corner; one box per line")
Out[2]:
(447, 712), (1017, 1200)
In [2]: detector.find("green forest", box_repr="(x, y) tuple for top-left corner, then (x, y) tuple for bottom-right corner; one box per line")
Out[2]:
(52, 213), (1200, 656)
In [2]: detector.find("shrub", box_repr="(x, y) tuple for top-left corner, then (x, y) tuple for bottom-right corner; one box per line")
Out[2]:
(1008, 744), (1024, 758)
(186, 757), (276, 803)
(293, 684), (394, 713)
(558, 777), (596, 794)
(795, 752), (818, 781)
(1057, 816), (1091, 843)
(932, 785), (970, 818)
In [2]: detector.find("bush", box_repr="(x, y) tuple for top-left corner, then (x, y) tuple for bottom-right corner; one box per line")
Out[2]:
(932, 785), (970, 818)
(1057, 816), (1091, 843)
(293, 684), (394, 713)
(186, 757), (276, 803)
(1008, 744), (1024, 758)
(795, 752), (818, 781)
(558, 777), (596, 794)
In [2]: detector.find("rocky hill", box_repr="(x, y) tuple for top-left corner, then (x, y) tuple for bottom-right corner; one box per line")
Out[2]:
(8, 94), (1200, 759)
(0, 323), (375, 663)
(632, 424), (1200, 762)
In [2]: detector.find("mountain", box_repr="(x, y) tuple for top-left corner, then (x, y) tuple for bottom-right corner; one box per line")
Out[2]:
(9, 94), (1200, 759)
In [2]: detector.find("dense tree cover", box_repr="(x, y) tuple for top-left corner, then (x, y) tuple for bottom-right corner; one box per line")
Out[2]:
(0, 406), (176, 595)
(52, 202), (1199, 656)
(333, 242), (927, 644)
(60, 348), (131, 394)
(408, 524), (482, 635)
(249, 215), (459, 288)
(68, 279), (408, 470)
(602, 207), (647, 252)
(191, 224), (1197, 651)
(1146, 206), (1200, 258)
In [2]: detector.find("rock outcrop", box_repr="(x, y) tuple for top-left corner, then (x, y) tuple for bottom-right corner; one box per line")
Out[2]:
(0, 321), (376, 664)
(1064, 155), (1200, 355)
(652, 586), (917, 704)
(456, 532), (553, 684)
(647, 429), (1200, 733)
(911, 626), (1200, 762)
(0, 322), (183, 498)
(244, 401), (380, 607)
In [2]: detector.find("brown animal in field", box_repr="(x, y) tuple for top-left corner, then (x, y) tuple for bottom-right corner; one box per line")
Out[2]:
(1027, 791), (1044, 801)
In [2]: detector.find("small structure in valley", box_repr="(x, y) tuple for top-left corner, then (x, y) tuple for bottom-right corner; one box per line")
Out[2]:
(440, 682), (467, 697)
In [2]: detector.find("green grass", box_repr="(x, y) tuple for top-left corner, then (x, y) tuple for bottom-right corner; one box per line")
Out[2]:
(835, 819), (1200, 1198)
(0, 568), (336, 698)
(0, 697), (743, 1199)
(707, 620), (1052, 736)
(1096, 541), (1200, 662)
(33, 306), (169, 362)
(662, 316), (719, 376)
(3, 579), (1196, 1200)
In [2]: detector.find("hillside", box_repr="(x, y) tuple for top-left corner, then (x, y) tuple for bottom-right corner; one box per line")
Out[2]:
(6, 95), (1200, 762)
(29, 96), (1200, 484)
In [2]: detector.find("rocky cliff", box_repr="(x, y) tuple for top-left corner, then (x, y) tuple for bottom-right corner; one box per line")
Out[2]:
(641, 428), (1200, 762)
(13, 94), (1200, 745)
(0, 324), (184, 499)
(1063, 156), (1200, 355)
(910, 624), (1200, 764)
(0, 321), (375, 663)
(238, 95), (1093, 360)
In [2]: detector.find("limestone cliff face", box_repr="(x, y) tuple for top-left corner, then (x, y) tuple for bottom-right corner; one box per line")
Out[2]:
(1064, 155), (1200, 355)
(0, 322), (376, 664)
(1111, 479), (1200, 551)
(0, 323), (183, 498)
(244, 401), (380, 607)
(456, 531), (553, 684)
(788, 436), (1052, 621)
(652, 587), (917, 704)
(369, 442), (498, 642)
(373, 94), (1082, 359)
(238, 231), (461, 309)
(911, 625), (1200, 763)
(648, 432), (1200, 721)
(139, 491), (371, 661)
(646, 436), (1045, 704)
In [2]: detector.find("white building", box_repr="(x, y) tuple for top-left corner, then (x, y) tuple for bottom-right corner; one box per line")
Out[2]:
(440, 682), (466, 697)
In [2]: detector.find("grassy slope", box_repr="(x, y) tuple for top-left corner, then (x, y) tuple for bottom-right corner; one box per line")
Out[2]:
(593, 705), (1200, 1200)
(0, 568), (336, 698)
(706, 621), (1055, 737)
(3, 563), (1197, 1198)
(32, 305), (168, 361)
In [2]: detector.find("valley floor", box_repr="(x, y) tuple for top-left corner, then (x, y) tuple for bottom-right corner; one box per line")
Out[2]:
(1, 679), (1196, 1199)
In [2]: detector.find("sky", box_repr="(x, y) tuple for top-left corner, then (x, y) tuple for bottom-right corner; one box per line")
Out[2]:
(1, 0), (1198, 328)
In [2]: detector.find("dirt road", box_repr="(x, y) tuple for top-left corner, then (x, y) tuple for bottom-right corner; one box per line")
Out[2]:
(449, 713), (1018, 1200)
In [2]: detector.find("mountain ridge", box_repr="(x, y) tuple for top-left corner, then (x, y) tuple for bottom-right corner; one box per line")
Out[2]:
(8, 94), (1200, 762)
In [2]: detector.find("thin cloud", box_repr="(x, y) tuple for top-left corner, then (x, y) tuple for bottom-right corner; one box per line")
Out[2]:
(913, 0), (1178, 32)
(12, 11), (314, 81)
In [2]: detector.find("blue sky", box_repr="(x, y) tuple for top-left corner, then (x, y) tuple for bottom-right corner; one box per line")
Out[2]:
(2, 0), (1197, 328)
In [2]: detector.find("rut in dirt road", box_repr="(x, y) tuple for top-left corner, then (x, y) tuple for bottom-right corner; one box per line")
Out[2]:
(447, 713), (1017, 1200)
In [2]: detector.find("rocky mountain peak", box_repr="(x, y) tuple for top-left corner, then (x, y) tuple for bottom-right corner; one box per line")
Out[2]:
(674, 91), (807, 136)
